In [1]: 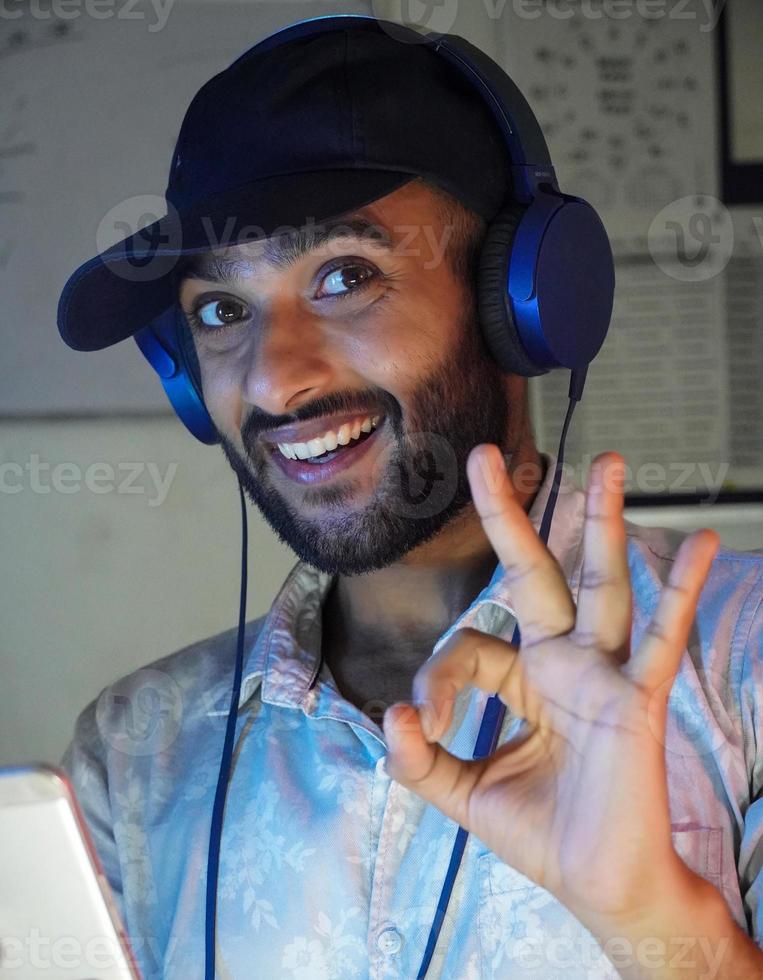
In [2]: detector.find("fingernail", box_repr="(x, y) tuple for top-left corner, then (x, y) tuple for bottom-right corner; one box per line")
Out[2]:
(472, 445), (505, 495)
(610, 460), (626, 490)
(416, 702), (436, 742)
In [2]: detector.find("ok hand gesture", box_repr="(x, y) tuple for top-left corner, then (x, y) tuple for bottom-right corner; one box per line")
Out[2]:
(383, 447), (719, 934)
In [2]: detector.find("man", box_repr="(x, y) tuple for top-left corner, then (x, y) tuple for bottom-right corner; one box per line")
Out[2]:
(59, 19), (763, 980)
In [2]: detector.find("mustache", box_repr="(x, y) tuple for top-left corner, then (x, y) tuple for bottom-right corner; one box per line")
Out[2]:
(240, 388), (400, 448)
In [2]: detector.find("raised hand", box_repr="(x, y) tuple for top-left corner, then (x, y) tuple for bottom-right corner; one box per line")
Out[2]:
(383, 446), (719, 932)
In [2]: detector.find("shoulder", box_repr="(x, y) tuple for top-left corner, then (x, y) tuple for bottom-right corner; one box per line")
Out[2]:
(624, 519), (763, 682)
(63, 612), (270, 766)
(625, 518), (763, 616)
(117, 613), (270, 699)
(111, 611), (269, 709)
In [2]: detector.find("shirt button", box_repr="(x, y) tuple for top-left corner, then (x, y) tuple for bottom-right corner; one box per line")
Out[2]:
(376, 926), (403, 955)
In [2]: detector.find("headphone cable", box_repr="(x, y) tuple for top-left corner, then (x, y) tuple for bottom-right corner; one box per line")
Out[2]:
(204, 477), (249, 980)
(416, 368), (586, 978)
(202, 368), (586, 979)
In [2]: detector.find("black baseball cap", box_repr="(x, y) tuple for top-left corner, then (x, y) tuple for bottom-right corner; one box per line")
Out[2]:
(57, 19), (513, 352)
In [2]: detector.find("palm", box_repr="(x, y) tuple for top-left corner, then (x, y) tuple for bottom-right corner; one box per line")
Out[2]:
(383, 446), (719, 926)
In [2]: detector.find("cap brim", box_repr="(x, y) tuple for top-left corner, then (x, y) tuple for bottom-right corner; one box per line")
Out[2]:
(58, 169), (416, 351)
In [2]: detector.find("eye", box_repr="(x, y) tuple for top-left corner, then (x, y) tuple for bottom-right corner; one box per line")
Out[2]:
(192, 297), (248, 330)
(316, 261), (377, 300)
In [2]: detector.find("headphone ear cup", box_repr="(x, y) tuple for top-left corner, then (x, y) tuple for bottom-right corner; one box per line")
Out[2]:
(477, 204), (545, 377)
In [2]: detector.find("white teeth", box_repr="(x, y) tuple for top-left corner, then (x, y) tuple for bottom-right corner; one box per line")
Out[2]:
(276, 414), (382, 461)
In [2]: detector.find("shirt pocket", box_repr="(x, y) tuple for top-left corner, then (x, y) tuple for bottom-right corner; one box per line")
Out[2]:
(670, 823), (746, 928)
(476, 852), (619, 980)
(670, 825), (723, 890)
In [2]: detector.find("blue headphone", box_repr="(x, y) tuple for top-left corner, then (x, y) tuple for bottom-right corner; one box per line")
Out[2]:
(134, 14), (615, 444)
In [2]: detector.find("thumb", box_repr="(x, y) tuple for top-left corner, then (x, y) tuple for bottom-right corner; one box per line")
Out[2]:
(383, 702), (436, 783)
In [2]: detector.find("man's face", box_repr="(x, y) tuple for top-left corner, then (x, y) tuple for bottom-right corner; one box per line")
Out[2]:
(177, 181), (522, 575)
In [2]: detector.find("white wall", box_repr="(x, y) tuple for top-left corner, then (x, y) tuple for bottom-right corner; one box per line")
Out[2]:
(625, 503), (763, 554)
(0, 416), (296, 765)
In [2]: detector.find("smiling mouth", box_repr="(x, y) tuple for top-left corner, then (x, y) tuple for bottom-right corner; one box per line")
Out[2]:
(266, 416), (388, 485)
(267, 414), (385, 464)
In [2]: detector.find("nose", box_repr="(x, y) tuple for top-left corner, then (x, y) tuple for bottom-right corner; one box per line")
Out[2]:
(241, 295), (336, 416)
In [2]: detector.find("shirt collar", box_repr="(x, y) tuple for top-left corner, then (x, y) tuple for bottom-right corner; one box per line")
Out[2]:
(219, 452), (587, 714)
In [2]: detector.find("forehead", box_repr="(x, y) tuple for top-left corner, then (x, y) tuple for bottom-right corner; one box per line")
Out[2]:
(175, 210), (396, 287)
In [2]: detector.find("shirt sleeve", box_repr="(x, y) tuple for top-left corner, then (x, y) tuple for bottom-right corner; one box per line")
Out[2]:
(60, 694), (126, 924)
(737, 571), (763, 945)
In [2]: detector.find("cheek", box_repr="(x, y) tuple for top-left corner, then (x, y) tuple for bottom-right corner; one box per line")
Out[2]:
(348, 305), (446, 390)
(383, 337), (448, 403)
(196, 356), (247, 433)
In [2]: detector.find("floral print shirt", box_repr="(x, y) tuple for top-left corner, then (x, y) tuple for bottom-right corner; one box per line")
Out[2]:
(62, 460), (763, 978)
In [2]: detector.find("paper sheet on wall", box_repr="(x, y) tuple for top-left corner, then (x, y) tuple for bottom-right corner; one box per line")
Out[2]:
(494, 0), (763, 495)
(0, 0), (374, 416)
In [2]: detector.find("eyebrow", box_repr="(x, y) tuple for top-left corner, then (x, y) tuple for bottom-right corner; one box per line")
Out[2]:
(174, 215), (395, 288)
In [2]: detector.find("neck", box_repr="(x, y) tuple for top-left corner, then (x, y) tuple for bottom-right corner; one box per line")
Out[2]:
(321, 442), (546, 718)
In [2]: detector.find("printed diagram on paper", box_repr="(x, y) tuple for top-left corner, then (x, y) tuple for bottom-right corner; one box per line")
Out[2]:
(499, 2), (762, 495)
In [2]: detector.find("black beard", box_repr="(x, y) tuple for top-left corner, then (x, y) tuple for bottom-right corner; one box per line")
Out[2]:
(218, 303), (514, 576)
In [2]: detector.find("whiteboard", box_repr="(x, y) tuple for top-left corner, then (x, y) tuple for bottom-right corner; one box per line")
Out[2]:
(1, 0), (374, 415)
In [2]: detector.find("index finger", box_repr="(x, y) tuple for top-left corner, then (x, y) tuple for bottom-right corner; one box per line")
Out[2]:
(467, 445), (575, 645)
